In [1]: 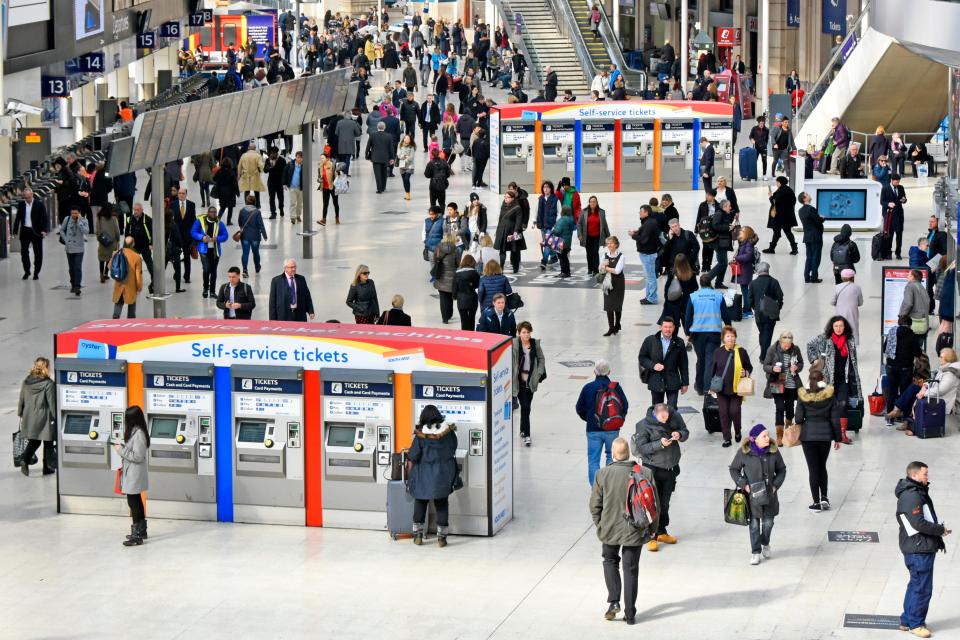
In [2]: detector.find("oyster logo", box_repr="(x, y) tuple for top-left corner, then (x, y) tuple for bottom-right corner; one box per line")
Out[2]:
(67, 372), (78, 383)
(331, 382), (342, 394)
(242, 379), (252, 390)
(153, 375), (165, 387)
(423, 386), (435, 398)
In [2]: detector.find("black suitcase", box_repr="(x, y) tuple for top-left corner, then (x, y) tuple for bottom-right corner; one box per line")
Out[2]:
(387, 480), (416, 540)
(935, 332), (953, 356)
(871, 233), (883, 261)
(804, 155), (814, 179)
(703, 395), (722, 434)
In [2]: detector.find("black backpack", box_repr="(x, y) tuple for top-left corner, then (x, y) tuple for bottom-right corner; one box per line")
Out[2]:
(831, 241), (852, 265)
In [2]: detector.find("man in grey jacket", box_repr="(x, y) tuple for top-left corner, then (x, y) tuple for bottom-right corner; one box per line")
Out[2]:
(335, 112), (362, 176)
(60, 207), (88, 296)
(589, 437), (657, 625)
(899, 269), (930, 351)
(631, 403), (688, 551)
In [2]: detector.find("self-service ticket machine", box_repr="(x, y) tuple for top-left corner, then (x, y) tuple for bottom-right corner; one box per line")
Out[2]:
(142, 361), (216, 520)
(499, 122), (536, 192)
(56, 358), (127, 514)
(541, 122), (575, 179)
(230, 365), (305, 525)
(703, 119), (734, 174)
(412, 371), (489, 535)
(320, 369), (395, 529)
(659, 120), (695, 190)
(621, 121), (656, 190)
(580, 122), (615, 193)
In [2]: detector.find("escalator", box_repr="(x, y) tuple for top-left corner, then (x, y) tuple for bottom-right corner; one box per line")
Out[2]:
(567, 2), (612, 72)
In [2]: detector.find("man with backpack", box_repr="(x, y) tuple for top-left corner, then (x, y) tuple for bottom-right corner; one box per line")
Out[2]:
(631, 403), (687, 553)
(589, 437), (658, 625)
(576, 359), (630, 485)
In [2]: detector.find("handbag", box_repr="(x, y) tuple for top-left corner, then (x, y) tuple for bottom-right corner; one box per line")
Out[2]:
(782, 422), (801, 447)
(723, 488), (751, 526)
(748, 480), (770, 507)
(736, 375), (755, 396)
(594, 271), (607, 285)
(758, 293), (781, 321)
(12, 430), (38, 467)
(709, 351), (733, 393)
(911, 316), (929, 336)
(97, 231), (113, 247)
(868, 376), (886, 416)
(729, 261), (742, 278)
(453, 140), (464, 155)
(232, 210), (256, 243)
(666, 277), (682, 302)
(190, 244), (199, 260)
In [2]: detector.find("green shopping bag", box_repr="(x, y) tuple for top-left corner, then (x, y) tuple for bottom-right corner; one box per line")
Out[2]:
(724, 488), (751, 526)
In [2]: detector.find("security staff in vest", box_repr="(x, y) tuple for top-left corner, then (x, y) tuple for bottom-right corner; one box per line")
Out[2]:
(269, 258), (316, 321)
(685, 274), (731, 395)
(125, 203), (154, 293)
(637, 317), (689, 409)
(216, 266), (256, 319)
(12, 187), (49, 280)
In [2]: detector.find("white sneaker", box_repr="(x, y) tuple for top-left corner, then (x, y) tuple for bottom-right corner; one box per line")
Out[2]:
(750, 553), (761, 565)
(761, 545), (771, 559)
(820, 499), (831, 511)
(523, 436), (531, 447)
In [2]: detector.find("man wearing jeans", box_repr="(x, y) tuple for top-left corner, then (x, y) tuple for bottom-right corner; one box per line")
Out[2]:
(283, 151), (304, 224)
(629, 205), (661, 305)
(895, 461), (949, 639)
(576, 360), (629, 485)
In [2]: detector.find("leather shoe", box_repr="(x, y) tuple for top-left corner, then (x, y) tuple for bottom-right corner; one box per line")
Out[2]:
(647, 539), (658, 552)
(656, 533), (678, 544)
(762, 247), (775, 254)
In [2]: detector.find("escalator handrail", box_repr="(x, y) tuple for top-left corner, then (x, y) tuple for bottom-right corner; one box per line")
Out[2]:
(488, 0), (545, 89)
(572, 0), (647, 92)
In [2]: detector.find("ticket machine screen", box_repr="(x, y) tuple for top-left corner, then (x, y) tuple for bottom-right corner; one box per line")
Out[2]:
(238, 421), (268, 443)
(150, 417), (179, 439)
(327, 425), (357, 447)
(64, 413), (94, 435)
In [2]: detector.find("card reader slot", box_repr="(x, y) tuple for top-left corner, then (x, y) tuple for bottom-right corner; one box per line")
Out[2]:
(151, 449), (193, 460)
(239, 453), (283, 464)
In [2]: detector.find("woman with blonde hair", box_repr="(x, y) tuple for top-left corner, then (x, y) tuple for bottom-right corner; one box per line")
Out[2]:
(473, 233), (499, 273)
(346, 264), (380, 323)
(17, 357), (57, 476)
(478, 258), (512, 309)
(869, 125), (890, 168)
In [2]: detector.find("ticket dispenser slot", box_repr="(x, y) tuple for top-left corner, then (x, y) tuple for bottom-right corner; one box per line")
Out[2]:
(620, 121), (655, 190)
(659, 120), (695, 189)
(499, 121), (536, 192)
(580, 122), (616, 192)
(231, 365), (305, 525)
(55, 358), (128, 512)
(320, 368), (395, 529)
(541, 122), (576, 175)
(412, 371), (489, 536)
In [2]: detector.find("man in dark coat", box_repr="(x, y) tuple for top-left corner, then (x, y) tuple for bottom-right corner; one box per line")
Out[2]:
(661, 218), (700, 275)
(476, 294), (517, 336)
(544, 66), (558, 101)
(839, 142), (864, 179)
(169, 187), (197, 283)
(637, 318), (689, 408)
(264, 147), (287, 219)
(366, 122), (397, 194)
(382, 112), (402, 176)
(268, 259), (315, 321)
(418, 94), (441, 149)
(399, 93), (420, 140)
(12, 187), (48, 279)
(699, 137), (715, 193)
(881, 173), (907, 260)
(798, 191), (825, 283)
(216, 267), (257, 319)
(471, 126), (490, 188)
(763, 176), (798, 255)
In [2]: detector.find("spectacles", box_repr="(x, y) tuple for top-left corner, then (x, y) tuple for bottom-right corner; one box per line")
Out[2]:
(361, 271), (370, 275)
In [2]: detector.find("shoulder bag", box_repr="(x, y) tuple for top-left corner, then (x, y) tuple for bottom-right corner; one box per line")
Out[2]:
(709, 351), (733, 394)
(232, 210), (255, 243)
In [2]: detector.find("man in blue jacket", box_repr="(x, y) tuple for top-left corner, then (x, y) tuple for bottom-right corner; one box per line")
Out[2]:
(896, 461), (950, 638)
(576, 359), (629, 485)
(191, 206), (229, 299)
(476, 294), (516, 337)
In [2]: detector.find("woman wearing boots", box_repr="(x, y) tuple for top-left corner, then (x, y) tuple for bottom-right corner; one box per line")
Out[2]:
(408, 404), (459, 547)
(113, 406), (150, 546)
(728, 424), (786, 565)
(17, 357), (57, 476)
(601, 236), (625, 336)
(762, 331), (804, 446)
(806, 316), (862, 445)
(794, 369), (842, 512)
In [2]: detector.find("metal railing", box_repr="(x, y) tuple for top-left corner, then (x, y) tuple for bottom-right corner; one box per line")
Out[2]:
(487, 0), (544, 90)
(795, 0), (874, 130)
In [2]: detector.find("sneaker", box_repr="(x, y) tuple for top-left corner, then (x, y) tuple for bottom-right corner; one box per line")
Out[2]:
(742, 312), (754, 319)
(761, 545), (771, 559)
(656, 533), (677, 544)
(639, 298), (656, 305)
(722, 440), (732, 448)
(523, 436), (531, 447)
(909, 627), (932, 638)
(808, 503), (822, 513)
(647, 539), (658, 552)
(604, 603), (621, 621)
(819, 499), (831, 511)
(750, 553), (761, 565)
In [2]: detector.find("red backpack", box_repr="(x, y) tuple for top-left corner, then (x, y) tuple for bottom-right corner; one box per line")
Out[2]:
(594, 382), (626, 431)
(624, 463), (658, 531)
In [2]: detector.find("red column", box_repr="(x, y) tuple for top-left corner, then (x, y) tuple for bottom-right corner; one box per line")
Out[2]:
(613, 119), (622, 192)
(304, 370), (323, 527)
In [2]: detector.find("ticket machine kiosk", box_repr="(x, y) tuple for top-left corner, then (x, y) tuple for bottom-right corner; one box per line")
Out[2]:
(580, 122), (615, 192)
(703, 119), (734, 174)
(142, 361), (217, 520)
(230, 365), (305, 525)
(541, 122), (575, 179)
(621, 121), (655, 190)
(412, 371), (489, 535)
(499, 122), (535, 192)
(320, 369), (395, 530)
(56, 358), (127, 515)
(659, 120), (695, 189)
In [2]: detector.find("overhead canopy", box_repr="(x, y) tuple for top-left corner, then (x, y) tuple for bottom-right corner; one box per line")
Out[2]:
(108, 68), (357, 175)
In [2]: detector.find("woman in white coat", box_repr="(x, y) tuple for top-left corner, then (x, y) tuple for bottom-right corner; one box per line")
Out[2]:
(113, 406), (150, 546)
(832, 268), (864, 343)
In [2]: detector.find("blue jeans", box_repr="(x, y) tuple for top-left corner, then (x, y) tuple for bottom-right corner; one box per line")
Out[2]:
(749, 516), (775, 553)
(338, 153), (352, 175)
(901, 553), (935, 629)
(639, 252), (658, 302)
(740, 283), (752, 314)
(804, 242), (822, 281)
(437, 92), (446, 112)
(587, 430), (618, 485)
(241, 239), (261, 272)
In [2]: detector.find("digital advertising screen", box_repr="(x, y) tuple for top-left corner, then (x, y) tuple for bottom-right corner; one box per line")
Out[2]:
(816, 189), (868, 221)
(75, 0), (105, 40)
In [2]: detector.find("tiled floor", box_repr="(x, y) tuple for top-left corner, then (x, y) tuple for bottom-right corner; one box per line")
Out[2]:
(1, 76), (958, 638)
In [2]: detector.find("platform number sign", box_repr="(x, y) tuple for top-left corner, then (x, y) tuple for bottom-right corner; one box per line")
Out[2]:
(78, 52), (105, 73)
(189, 12), (204, 27)
(41, 76), (69, 98)
(137, 31), (156, 49)
(159, 21), (181, 38)
(203, 9), (213, 22)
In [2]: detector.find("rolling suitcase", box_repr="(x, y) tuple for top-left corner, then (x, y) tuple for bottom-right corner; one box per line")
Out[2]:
(804, 154), (814, 179)
(871, 233), (883, 261)
(913, 397), (946, 439)
(739, 147), (758, 181)
(703, 395), (722, 434)
(387, 479), (416, 539)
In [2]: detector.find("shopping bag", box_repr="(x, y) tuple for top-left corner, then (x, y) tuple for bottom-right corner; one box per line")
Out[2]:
(12, 431), (38, 467)
(114, 468), (123, 495)
(723, 488), (751, 526)
(868, 377), (886, 416)
(736, 376), (755, 397)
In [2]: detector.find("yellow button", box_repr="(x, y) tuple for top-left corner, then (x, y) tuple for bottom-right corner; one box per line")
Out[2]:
(176, 434), (186, 444)
(354, 442), (364, 452)
(89, 431), (98, 440)
(265, 439), (274, 448)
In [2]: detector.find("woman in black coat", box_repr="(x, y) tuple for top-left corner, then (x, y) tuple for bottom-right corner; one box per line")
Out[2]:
(660, 254), (699, 342)
(213, 157), (240, 225)
(453, 254), (481, 330)
(706, 199), (735, 288)
(868, 126), (890, 169)
(408, 405), (458, 546)
(494, 191), (525, 273)
(345, 264), (380, 323)
(794, 369), (842, 512)
(764, 175), (798, 255)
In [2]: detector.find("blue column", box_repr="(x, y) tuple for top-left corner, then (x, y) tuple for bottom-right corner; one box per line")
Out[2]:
(215, 366), (233, 522)
(692, 118), (702, 191)
(574, 120), (583, 192)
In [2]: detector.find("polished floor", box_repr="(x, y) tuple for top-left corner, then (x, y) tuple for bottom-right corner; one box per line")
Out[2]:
(2, 84), (959, 638)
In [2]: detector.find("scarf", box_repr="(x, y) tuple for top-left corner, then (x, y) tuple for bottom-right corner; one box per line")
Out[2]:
(831, 332), (849, 357)
(726, 344), (743, 392)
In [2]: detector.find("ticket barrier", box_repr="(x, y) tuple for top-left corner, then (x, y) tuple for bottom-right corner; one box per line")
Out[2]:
(56, 358), (128, 515)
(231, 365), (305, 525)
(703, 119), (734, 173)
(620, 121), (655, 190)
(499, 122), (536, 192)
(541, 122), (575, 180)
(411, 371), (489, 535)
(659, 120), (695, 190)
(580, 122), (615, 193)
(320, 369), (395, 530)
(142, 362), (217, 520)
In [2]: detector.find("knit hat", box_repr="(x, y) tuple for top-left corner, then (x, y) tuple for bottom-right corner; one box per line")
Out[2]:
(469, 192), (479, 201)
(749, 424), (767, 440)
(841, 268), (856, 278)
